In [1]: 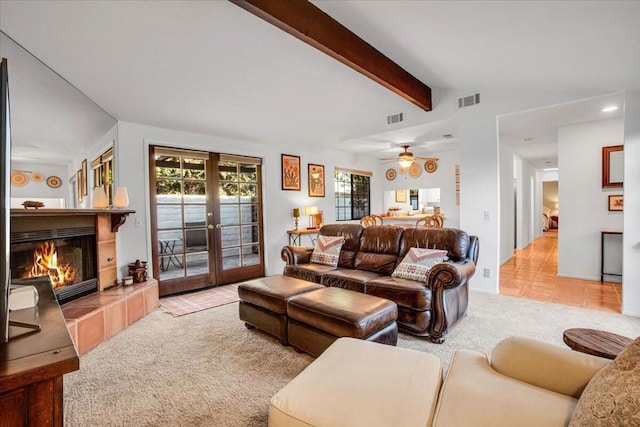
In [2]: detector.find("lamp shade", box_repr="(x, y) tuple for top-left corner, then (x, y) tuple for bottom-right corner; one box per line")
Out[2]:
(554, 202), (559, 209)
(292, 208), (300, 218)
(93, 187), (109, 209)
(304, 206), (319, 215)
(114, 186), (130, 209)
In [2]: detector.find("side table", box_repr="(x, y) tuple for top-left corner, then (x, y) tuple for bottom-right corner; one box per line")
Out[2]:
(563, 328), (633, 360)
(287, 228), (320, 246)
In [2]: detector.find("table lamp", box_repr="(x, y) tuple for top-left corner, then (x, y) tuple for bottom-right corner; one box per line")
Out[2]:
(93, 186), (109, 209)
(304, 206), (319, 229)
(114, 186), (130, 209)
(292, 208), (300, 230)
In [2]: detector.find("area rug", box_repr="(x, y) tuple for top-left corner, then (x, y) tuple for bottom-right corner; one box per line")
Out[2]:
(159, 284), (239, 316)
(64, 291), (640, 426)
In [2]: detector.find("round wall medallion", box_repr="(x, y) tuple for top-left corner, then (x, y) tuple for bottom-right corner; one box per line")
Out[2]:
(425, 160), (438, 173)
(10, 171), (28, 187)
(46, 176), (62, 188)
(385, 168), (397, 181)
(397, 165), (407, 174)
(409, 163), (422, 178)
(31, 172), (44, 182)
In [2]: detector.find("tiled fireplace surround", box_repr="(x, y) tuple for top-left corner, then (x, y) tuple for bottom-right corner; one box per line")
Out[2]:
(63, 279), (159, 355)
(11, 209), (160, 355)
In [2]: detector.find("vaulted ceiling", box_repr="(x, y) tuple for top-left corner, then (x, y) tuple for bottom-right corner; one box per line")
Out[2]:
(1, 1), (639, 166)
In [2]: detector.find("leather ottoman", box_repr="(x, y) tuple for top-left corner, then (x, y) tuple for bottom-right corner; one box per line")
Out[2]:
(238, 275), (324, 345)
(286, 287), (398, 357)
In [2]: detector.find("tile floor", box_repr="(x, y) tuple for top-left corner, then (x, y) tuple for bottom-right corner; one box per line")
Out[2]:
(500, 231), (622, 313)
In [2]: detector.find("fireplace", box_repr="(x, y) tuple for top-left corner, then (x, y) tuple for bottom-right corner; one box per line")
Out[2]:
(10, 209), (134, 303)
(11, 224), (98, 305)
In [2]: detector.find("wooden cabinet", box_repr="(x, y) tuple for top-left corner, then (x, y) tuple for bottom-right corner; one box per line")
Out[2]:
(1, 278), (79, 427)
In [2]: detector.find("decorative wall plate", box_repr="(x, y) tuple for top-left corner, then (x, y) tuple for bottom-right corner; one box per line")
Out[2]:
(46, 176), (62, 188)
(409, 163), (422, 178)
(385, 168), (397, 181)
(425, 160), (438, 173)
(31, 172), (44, 182)
(397, 165), (407, 174)
(10, 171), (28, 187)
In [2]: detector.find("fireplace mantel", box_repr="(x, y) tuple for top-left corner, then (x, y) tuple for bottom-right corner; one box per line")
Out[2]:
(10, 208), (135, 232)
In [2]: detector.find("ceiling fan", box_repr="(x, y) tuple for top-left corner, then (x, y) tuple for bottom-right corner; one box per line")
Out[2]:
(380, 144), (439, 168)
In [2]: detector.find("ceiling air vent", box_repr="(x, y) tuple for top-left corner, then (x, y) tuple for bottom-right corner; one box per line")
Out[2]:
(387, 112), (404, 125)
(457, 93), (481, 109)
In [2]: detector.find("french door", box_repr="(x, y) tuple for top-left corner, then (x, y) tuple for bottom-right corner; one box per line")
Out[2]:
(150, 146), (264, 296)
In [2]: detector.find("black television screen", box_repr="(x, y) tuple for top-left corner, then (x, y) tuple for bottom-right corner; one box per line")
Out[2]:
(1, 57), (11, 342)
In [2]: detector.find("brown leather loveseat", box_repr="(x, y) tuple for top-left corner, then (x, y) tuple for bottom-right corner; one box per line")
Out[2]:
(281, 224), (479, 343)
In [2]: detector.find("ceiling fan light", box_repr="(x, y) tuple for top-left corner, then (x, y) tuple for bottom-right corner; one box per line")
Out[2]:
(399, 158), (413, 168)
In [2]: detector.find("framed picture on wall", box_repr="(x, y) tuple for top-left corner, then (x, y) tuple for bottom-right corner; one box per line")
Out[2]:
(308, 163), (325, 197)
(608, 195), (623, 211)
(281, 154), (301, 191)
(395, 190), (407, 203)
(81, 159), (88, 196)
(77, 170), (83, 203)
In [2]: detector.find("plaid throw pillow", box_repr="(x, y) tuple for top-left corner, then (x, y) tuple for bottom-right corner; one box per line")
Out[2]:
(310, 235), (346, 267)
(391, 248), (448, 283)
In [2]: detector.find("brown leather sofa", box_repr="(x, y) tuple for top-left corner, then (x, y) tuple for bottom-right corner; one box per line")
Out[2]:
(281, 224), (479, 343)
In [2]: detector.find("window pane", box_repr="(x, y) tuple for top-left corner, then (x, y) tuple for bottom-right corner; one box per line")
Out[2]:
(184, 181), (206, 197)
(184, 205), (206, 227)
(222, 247), (240, 270)
(183, 158), (205, 180)
(221, 204), (240, 225)
(220, 183), (239, 204)
(239, 164), (257, 182)
(242, 245), (260, 266)
(334, 171), (370, 221)
(186, 252), (208, 276)
(156, 157), (181, 178)
(156, 179), (182, 203)
(219, 161), (238, 181)
(185, 229), (207, 252)
(240, 204), (258, 223)
(158, 231), (183, 254)
(240, 183), (257, 202)
(221, 225), (240, 248)
(241, 225), (259, 245)
(157, 205), (183, 229)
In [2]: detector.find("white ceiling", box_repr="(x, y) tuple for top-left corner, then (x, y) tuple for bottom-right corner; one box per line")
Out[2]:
(1, 1), (639, 168)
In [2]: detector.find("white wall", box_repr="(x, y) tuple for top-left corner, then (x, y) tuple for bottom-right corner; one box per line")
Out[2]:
(114, 121), (382, 281)
(380, 149), (460, 228)
(498, 144), (515, 263)
(557, 118), (624, 281)
(623, 92), (640, 316)
(9, 161), (68, 202)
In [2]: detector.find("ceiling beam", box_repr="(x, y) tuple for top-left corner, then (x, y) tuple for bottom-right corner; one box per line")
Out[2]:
(229, 0), (432, 111)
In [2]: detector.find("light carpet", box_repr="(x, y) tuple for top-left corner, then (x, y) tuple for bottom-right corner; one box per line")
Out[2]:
(159, 284), (239, 316)
(64, 292), (639, 426)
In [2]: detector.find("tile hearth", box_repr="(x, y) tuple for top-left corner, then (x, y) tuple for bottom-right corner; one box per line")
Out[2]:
(63, 279), (159, 355)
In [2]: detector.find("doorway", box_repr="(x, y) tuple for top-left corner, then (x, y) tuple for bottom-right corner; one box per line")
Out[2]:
(149, 146), (264, 296)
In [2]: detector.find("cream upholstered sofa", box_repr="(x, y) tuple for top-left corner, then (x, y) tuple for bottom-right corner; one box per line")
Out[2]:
(269, 336), (617, 427)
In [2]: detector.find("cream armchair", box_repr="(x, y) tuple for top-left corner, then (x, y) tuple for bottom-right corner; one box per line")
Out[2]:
(269, 337), (612, 427)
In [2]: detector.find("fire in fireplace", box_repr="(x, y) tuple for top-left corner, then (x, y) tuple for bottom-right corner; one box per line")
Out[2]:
(25, 240), (78, 289)
(11, 233), (98, 304)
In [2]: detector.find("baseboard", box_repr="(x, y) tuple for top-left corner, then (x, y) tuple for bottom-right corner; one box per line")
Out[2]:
(557, 273), (601, 282)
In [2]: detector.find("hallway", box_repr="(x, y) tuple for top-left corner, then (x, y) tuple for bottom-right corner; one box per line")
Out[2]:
(499, 232), (622, 313)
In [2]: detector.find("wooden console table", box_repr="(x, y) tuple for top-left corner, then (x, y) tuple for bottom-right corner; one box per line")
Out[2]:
(287, 228), (320, 246)
(0, 278), (79, 426)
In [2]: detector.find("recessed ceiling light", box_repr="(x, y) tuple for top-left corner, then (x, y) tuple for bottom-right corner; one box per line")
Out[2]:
(523, 137), (533, 142)
(442, 134), (454, 139)
(602, 106), (619, 112)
